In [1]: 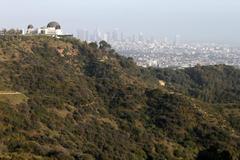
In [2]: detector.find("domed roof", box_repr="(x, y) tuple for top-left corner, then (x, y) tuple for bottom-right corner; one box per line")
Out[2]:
(27, 24), (34, 29)
(47, 21), (61, 29)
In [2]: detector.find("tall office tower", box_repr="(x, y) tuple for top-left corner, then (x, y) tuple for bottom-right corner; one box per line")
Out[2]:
(112, 28), (120, 41)
(77, 29), (84, 40)
(174, 34), (181, 46)
(103, 33), (108, 42)
(78, 29), (89, 41)
(84, 29), (89, 41)
(120, 32), (125, 42)
(89, 33), (95, 42)
(93, 28), (102, 41)
(138, 32), (144, 42)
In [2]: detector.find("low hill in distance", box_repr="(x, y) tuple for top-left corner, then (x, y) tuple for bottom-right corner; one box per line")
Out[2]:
(0, 36), (239, 160)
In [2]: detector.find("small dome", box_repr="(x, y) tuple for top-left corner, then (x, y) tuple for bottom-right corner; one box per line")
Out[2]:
(47, 21), (61, 29)
(27, 24), (34, 29)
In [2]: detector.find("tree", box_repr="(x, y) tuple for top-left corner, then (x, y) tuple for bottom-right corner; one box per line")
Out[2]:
(99, 40), (111, 51)
(89, 42), (98, 49)
(197, 146), (232, 160)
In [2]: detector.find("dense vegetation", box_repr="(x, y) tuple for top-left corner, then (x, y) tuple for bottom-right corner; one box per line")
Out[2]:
(153, 65), (240, 103)
(0, 36), (239, 160)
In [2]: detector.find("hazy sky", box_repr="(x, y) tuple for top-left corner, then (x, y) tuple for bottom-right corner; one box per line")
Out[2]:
(1, 0), (240, 45)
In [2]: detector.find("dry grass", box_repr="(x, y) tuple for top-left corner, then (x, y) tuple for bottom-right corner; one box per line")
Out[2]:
(0, 91), (28, 105)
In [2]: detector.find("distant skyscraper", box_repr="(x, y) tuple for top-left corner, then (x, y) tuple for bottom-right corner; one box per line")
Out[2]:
(84, 29), (89, 41)
(174, 34), (181, 46)
(77, 29), (89, 41)
(103, 33), (108, 42)
(138, 32), (144, 42)
(94, 28), (102, 41)
(112, 28), (120, 41)
(77, 29), (82, 39)
(120, 32), (124, 42)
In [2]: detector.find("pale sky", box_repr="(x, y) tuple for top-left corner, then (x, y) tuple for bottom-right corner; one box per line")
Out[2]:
(1, 0), (240, 45)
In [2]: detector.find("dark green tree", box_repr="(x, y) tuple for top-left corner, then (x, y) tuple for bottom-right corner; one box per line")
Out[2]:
(99, 40), (111, 51)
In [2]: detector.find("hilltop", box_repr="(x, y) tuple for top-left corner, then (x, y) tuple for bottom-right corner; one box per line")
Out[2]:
(0, 36), (239, 160)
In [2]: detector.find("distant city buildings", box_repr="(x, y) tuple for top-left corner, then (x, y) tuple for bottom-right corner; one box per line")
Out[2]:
(2, 23), (238, 69)
(76, 28), (152, 43)
(112, 40), (240, 68)
(76, 28), (240, 68)
(174, 34), (181, 46)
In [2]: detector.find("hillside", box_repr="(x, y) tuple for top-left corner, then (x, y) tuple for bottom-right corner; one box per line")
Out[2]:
(0, 36), (239, 160)
(153, 65), (240, 103)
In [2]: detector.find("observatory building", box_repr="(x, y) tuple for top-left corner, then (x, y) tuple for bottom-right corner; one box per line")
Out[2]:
(26, 21), (72, 38)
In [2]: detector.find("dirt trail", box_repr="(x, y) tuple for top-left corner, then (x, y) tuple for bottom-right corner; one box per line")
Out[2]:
(0, 92), (22, 95)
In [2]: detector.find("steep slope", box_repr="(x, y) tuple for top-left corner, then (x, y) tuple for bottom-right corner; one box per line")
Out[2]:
(153, 65), (240, 103)
(0, 36), (239, 160)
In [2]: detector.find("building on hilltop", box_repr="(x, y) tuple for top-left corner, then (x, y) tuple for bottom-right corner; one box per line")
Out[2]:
(26, 24), (36, 34)
(25, 21), (73, 38)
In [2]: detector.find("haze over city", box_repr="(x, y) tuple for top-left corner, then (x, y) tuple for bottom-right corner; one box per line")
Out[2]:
(1, 0), (240, 46)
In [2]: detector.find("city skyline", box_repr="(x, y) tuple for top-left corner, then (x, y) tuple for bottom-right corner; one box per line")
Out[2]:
(76, 27), (235, 47)
(74, 27), (240, 69)
(77, 27), (183, 45)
